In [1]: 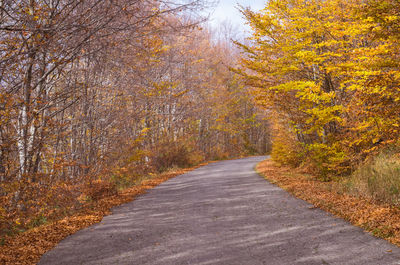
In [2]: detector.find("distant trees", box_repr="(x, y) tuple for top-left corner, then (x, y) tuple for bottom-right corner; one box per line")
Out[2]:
(238, 0), (400, 177)
(0, 1), (270, 235)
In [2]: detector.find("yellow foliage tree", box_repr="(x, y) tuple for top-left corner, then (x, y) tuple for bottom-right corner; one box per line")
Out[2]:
(238, 0), (400, 175)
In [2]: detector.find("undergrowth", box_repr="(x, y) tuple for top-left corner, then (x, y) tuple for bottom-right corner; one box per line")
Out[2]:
(342, 150), (400, 206)
(0, 163), (207, 264)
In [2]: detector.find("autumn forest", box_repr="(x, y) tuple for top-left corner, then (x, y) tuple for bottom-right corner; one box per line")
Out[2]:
(239, 0), (400, 200)
(0, 0), (272, 240)
(2, 0), (400, 262)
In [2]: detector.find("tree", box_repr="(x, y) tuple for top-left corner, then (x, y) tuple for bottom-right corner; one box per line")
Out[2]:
(0, 0), (270, 235)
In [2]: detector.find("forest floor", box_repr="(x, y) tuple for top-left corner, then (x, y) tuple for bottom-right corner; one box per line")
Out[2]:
(256, 159), (400, 248)
(0, 163), (209, 265)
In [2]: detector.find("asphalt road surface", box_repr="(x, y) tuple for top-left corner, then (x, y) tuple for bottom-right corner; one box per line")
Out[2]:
(39, 156), (400, 265)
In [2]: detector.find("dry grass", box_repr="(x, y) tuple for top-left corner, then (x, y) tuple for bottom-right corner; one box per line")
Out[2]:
(343, 152), (400, 206)
(256, 159), (400, 247)
(0, 164), (208, 265)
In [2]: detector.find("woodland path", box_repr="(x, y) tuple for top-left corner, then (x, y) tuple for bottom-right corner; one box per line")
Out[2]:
(39, 156), (400, 265)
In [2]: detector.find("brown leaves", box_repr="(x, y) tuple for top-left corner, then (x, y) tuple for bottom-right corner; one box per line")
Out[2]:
(0, 165), (203, 265)
(256, 159), (400, 246)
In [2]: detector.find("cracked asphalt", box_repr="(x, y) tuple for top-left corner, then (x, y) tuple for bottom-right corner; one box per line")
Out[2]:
(39, 156), (400, 264)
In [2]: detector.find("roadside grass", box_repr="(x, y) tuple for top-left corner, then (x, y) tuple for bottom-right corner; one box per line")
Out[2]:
(342, 151), (400, 206)
(0, 164), (208, 265)
(256, 159), (400, 247)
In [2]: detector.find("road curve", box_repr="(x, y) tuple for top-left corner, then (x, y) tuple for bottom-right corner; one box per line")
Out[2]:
(40, 156), (400, 265)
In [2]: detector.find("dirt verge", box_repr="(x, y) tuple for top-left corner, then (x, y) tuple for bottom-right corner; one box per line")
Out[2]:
(0, 164), (207, 265)
(256, 159), (400, 247)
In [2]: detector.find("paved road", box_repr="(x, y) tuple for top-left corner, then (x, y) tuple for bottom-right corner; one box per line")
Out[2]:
(40, 157), (400, 265)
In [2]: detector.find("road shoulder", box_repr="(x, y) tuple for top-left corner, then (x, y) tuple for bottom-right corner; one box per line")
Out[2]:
(256, 159), (400, 248)
(0, 165), (207, 265)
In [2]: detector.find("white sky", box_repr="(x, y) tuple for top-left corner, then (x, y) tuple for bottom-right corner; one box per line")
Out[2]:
(208, 0), (266, 34)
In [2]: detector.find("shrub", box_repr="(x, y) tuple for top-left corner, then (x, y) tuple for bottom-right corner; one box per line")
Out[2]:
(209, 145), (230, 161)
(84, 180), (118, 201)
(151, 139), (204, 172)
(110, 173), (136, 190)
(306, 142), (347, 180)
(271, 137), (305, 168)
